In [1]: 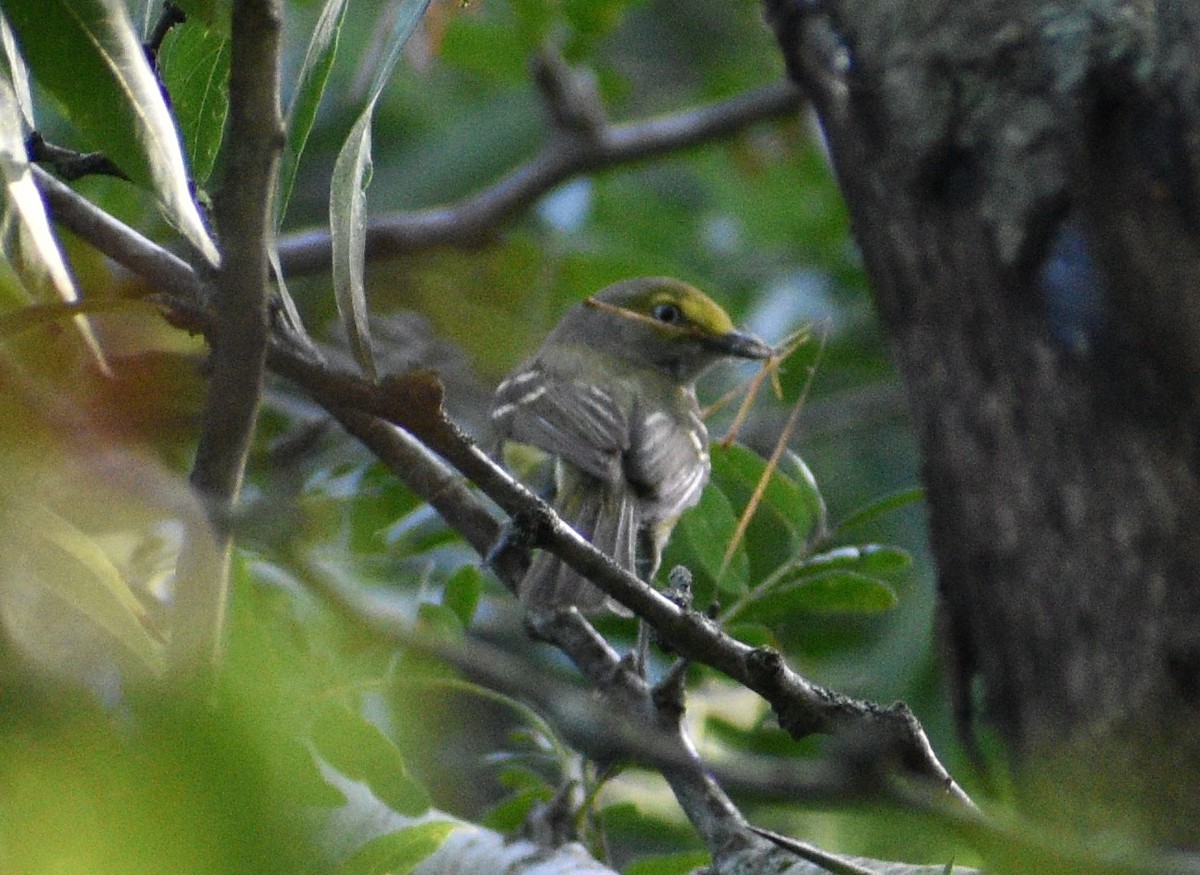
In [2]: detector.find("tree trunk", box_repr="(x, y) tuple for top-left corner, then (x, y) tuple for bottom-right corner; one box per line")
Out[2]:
(766, 0), (1200, 846)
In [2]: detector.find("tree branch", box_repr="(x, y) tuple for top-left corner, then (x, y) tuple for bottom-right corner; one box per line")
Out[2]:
(27, 132), (127, 181)
(168, 0), (284, 676)
(275, 77), (805, 275)
(33, 163), (971, 811)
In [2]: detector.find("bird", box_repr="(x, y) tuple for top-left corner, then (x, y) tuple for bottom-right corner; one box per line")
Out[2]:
(491, 277), (773, 613)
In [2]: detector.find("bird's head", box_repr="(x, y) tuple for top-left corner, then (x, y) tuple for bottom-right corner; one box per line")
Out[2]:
(568, 277), (773, 382)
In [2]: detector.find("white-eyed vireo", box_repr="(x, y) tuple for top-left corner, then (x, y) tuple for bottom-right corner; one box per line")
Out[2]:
(492, 277), (772, 612)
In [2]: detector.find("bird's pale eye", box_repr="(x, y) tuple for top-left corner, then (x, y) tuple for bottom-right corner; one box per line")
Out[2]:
(652, 302), (683, 324)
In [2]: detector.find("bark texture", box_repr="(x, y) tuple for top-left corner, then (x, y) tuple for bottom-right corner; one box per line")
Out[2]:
(766, 0), (1200, 845)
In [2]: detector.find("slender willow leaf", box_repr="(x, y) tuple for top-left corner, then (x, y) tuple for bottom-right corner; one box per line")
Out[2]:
(279, 0), (349, 224)
(330, 0), (432, 380)
(4, 0), (219, 265)
(0, 70), (107, 367)
(0, 16), (32, 129)
(3, 501), (164, 673)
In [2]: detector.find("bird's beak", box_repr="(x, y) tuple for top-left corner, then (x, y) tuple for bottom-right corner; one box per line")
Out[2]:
(709, 329), (774, 361)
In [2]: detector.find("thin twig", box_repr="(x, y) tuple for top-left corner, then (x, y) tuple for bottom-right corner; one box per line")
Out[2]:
(276, 79), (805, 275)
(144, 1), (187, 70)
(27, 131), (128, 181)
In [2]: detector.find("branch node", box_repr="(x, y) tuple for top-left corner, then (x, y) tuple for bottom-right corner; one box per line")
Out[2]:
(651, 659), (690, 723)
(531, 49), (608, 139)
(745, 645), (785, 682)
(519, 779), (580, 848)
(145, 1), (187, 70)
(27, 131), (129, 182)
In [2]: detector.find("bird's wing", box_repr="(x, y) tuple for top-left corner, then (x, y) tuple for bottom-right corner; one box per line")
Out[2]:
(492, 364), (629, 483)
(625, 398), (710, 525)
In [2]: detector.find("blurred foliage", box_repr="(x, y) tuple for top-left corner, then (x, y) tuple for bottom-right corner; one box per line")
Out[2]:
(0, 0), (977, 872)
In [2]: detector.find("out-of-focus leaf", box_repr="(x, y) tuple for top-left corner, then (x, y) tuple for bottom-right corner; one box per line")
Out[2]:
(624, 851), (712, 875)
(4, 0), (220, 265)
(2, 501), (163, 673)
(279, 0), (349, 223)
(349, 467), (421, 554)
(442, 564), (482, 627)
(0, 15), (33, 129)
(497, 763), (554, 794)
(510, 0), (554, 49)
(416, 601), (464, 637)
(725, 622), (775, 649)
(337, 822), (455, 875)
(439, 19), (528, 84)
(158, 19), (229, 185)
(702, 713), (819, 758)
(482, 786), (545, 832)
(331, 0), (431, 380)
(311, 702), (430, 816)
(0, 72), (107, 367)
(836, 486), (925, 533)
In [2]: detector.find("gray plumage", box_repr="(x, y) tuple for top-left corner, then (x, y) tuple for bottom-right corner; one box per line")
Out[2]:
(491, 278), (772, 613)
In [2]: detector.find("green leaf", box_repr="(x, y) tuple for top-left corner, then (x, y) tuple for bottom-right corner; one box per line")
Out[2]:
(158, 19), (229, 185)
(778, 449), (829, 540)
(330, 0), (431, 380)
(711, 444), (825, 546)
(337, 822), (455, 875)
(707, 444), (824, 581)
(663, 483), (748, 602)
(3, 0), (219, 265)
(311, 703), (430, 816)
(442, 565), (482, 627)
(760, 570), (898, 615)
(836, 486), (925, 533)
(790, 544), (912, 579)
(278, 0), (349, 224)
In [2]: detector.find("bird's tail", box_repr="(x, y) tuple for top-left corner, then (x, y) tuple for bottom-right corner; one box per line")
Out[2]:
(519, 472), (636, 615)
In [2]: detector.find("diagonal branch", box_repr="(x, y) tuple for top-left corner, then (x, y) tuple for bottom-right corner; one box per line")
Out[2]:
(275, 77), (805, 275)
